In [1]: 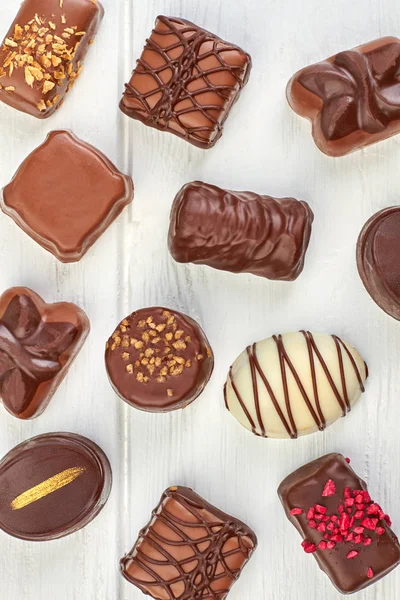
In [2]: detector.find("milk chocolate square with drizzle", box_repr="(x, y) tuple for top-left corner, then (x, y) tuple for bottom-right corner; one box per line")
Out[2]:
(0, 0), (104, 118)
(120, 486), (257, 599)
(0, 287), (89, 419)
(120, 16), (252, 149)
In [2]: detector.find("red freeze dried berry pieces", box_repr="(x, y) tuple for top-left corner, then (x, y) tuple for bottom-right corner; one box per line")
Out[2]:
(362, 517), (378, 530)
(300, 479), (394, 569)
(364, 537), (372, 546)
(290, 508), (303, 515)
(302, 540), (317, 553)
(322, 479), (336, 496)
(376, 527), (385, 535)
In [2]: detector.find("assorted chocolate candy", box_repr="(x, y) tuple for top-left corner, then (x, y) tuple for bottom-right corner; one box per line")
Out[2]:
(224, 331), (367, 439)
(279, 454), (400, 594)
(0, 287), (89, 419)
(168, 181), (314, 281)
(105, 307), (214, 412)
(120, 16), (251, 149)
(0, 0), (104, 118)
(287, 36), (400, 156)
(0, 432), (112, 541)
(1, 130), (134, 262)
(120, 486), (257, 599)
(0, 5), (399, 598)
(357, 206), (400, 321)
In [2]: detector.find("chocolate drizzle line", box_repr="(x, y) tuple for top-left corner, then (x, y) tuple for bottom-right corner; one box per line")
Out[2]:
(226, 332), (366, 439)
(121, 487), (256, 600)
(122, 16), (249, 147)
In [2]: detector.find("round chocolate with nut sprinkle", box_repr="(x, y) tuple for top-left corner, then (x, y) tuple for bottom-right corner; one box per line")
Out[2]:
(105, 307), (214, 412)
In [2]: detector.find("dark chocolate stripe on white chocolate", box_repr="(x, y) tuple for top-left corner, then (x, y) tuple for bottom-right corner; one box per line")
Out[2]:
(226, 332), (366, 439)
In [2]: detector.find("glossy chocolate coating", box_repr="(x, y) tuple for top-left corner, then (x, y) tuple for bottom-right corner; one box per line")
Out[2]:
(287, 37), (400, 157)
(279, 454), (400, 594)
(1, 130), (134, 262)
(0, 432), (112, 541)
(0, 287), (89, 419)
(168, 181), (314, 281)
(357, 207), (400, 320)
(105, 307), (214, 412)
(225, 332), (367, 439)
(120, 486), (257, 599)
(120, 16), (251, 149)
(0, 0), (104, 119)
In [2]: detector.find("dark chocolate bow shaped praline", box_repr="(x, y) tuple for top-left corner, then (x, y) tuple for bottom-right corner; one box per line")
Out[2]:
(0, 295), (77, 416)
(298, 42), (400, 140)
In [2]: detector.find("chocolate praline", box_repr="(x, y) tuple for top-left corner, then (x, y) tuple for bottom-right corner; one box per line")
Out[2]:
(168, 181), (313, 281)
(287, 37), (400, 156)
(357, 206), (400, 320)
(120, 486), (257, 599)
(0, 286), (89, 419)
(105, 307), (214, 412)
(120, 16), (251, 149)
(1, 130), (134, 263)
(279, 454), (400, 594)
(0, 432), (112, 541)
(0, 0), (104, 118)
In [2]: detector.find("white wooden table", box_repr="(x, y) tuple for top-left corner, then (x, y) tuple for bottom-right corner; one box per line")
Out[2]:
(1, 0), (400, 598)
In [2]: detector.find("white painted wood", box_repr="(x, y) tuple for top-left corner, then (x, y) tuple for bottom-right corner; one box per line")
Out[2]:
(0, 0), (400, 598)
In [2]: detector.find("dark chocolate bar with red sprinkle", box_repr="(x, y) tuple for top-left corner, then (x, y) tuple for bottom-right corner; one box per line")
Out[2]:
(278, 453), (400, 594)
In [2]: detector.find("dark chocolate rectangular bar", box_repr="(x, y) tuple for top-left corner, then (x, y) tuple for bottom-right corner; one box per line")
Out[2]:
(120, 16), (251, 149)
(278, 453), (400, 594)
(120, 486), (257, 599)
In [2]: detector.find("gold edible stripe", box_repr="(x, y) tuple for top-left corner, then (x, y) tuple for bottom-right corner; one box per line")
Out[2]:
(11, 467), (86, 510)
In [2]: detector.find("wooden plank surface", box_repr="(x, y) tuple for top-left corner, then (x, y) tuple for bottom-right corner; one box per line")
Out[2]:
(0, 0), (400, 598)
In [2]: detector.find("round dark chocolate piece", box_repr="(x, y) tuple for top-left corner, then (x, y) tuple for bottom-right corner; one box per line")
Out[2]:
(105, 307), (214, 412)
(0, 433), (112, 541)
(357, 206), (400, 320)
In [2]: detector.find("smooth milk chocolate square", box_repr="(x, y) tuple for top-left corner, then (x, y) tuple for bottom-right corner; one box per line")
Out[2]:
(120, 16), (251, 149)
(1, 130), (134, 262)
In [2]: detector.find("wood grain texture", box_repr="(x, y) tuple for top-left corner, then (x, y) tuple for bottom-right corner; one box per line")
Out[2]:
(0, 0), (400, 599)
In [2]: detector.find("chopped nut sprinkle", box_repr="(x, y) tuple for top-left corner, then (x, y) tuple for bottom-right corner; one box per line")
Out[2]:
(107, 309), (211, 388)
(0, 12), (88, 112)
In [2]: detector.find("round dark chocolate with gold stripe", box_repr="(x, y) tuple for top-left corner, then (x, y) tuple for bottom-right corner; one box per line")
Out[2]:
(0, 432), (112, 541)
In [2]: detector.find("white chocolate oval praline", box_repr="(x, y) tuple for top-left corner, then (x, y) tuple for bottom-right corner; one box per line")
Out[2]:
(224, 332), (368, 439)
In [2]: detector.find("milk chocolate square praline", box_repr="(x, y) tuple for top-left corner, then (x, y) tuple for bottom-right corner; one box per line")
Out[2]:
(120, 16), (252, 149)
(1, 130), (134, 262)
